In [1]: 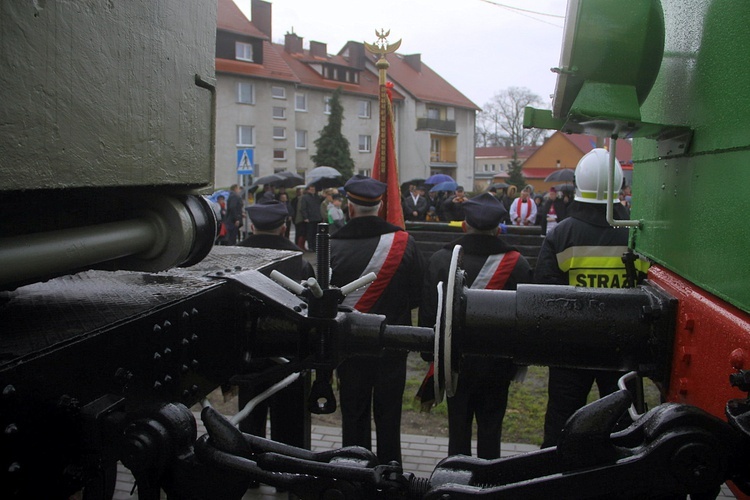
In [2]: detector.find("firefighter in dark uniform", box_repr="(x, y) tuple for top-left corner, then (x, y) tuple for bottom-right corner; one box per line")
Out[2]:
(237, 200), (315, 452)
(535, 149), (649, 448)
(419, 193), (533, 459)
(330, 175), (425, 464)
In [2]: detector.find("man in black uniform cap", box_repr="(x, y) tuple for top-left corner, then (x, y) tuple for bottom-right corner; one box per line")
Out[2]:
(330, 175), (425, 464)
(420, 193), (532, 459)
(237, 200), (315, 453)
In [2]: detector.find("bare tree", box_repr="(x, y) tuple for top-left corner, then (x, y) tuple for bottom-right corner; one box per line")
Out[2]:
(476, 87), (548, 188)
(477, 87), (547, 148)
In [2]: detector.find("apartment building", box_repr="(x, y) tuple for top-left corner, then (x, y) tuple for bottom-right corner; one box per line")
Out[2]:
(214, 0), (479, 190)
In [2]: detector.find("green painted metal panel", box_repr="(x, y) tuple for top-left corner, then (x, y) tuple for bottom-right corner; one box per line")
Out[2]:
(632, 0), (750, 313)
(0, 1), (216, 190)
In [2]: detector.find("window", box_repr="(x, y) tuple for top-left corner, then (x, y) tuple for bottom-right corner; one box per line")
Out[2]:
(324, 96), (332, 114)
(272, 106), (286, 119)
(358, 168), (372, 177)
(271, 86), (286, 99)
(430, 138), (441, 162)
(273, 149), (286, 160)
(237, 82), (254, 104)
(295, 93), (307, 111)
(295, 130), (307, 149)
(273, 127), (286, 139)
(358, 100), (371, 118)
(237, 125), (254, 146)
(358, 135), (372, 153)
(235, 42), (253, 62)
(427, 107), (441, 120)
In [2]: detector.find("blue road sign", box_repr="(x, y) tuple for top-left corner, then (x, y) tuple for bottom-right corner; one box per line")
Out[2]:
(237, 149), (254, 175)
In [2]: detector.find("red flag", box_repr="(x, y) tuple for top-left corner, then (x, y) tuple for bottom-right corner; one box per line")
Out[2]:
(372, 82), (404, 228)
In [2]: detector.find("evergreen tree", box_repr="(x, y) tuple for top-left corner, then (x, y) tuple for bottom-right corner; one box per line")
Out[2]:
(508, 158), (525, 190)
(312, 87), (355, 179)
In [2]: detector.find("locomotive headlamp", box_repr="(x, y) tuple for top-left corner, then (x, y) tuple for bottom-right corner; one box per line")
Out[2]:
(553, 0), (665, 126)
(524, 0), (688, 146)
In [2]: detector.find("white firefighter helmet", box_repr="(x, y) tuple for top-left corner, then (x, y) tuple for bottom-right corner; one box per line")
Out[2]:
(574, 148), (623, 204)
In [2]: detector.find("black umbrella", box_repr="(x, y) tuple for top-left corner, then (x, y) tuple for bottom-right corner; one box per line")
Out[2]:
(306, 166), (343, 189)
(401, 178), (425, 188)
(489, 182), (510, 190)
(554, 182), (575, 193)
(544, 168), (575, 183)
(273, 170), (305, 188)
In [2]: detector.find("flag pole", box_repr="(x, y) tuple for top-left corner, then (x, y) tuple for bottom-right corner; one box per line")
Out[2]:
(365, 30), (404, 228)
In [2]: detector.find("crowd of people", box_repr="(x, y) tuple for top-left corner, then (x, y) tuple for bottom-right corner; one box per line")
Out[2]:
(212, 149), (642, 473)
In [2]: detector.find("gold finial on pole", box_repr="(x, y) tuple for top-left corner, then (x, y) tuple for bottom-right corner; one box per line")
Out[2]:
(365, 29), (401, 85)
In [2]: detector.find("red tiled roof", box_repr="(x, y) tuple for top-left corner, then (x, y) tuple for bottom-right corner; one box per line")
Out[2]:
(216, 0), (464, 106)
(216, 40), (299, 83)
(217, 0), (268, 39)
(563, 134), (633, 164)
(277, 46), (390, 99)
(381, 53), (480, 111)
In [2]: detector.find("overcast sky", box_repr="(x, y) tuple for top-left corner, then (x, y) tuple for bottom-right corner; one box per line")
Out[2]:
(235, 0), (569, 111)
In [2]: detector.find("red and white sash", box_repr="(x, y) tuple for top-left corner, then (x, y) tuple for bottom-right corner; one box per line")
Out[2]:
(471, 251), (521, 290)
(342, 231), (409, 313)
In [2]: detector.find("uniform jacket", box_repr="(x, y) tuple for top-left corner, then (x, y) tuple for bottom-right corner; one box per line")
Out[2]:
(419, 234), (533, 328)
(330, 216), (424, 326)
(534, 202), (643, 287)
(419, 233), (533, 381)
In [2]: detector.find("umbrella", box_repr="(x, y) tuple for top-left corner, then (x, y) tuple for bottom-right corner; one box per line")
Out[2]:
(401, 178), (426, 189)
(209, 189), (230, 203)
(306, 166), (343, 189)
(430, 181), (458, 192)
(273, 170), (305, 188)
(425, 173), (455, 185)
(544, 168), (575, 183)
(251, 173), (285, 189)
(489, 182), (510, 190)
(554, 182), (575, 192)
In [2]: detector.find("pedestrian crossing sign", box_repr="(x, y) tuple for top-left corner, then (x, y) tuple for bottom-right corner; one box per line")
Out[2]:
(237, 149), (254, 175)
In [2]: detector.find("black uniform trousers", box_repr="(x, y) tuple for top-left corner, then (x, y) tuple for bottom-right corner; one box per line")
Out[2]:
(542, 367), (623, 448)
(336, 353), (407, 464)
(447, 357), (515, 459)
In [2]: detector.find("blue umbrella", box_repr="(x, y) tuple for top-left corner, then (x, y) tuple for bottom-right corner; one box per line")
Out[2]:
(209, 190), (230, 203)
(425, 174), (455, 185)
(430, 181), (458, 192)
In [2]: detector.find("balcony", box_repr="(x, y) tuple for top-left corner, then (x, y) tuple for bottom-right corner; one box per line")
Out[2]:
(430, 150), (456, 163)
(417, 118), (456, 133)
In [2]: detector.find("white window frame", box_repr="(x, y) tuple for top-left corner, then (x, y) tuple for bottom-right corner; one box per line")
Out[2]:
(324, 96), (332, 114)
(237, 82), (254, 104)
(427, 106), (441, 120)
(358, 168), (372, 177)
(358, 134), (372, 153)
(235, 42), (253, 62)
(358, 100), (371, 118)
(271, 86), (286, 99)
(272, 106), (286, 119)
(295, 130), (308, 149)
(295, 93), (307, 111)
(237, 125), (254, 147)
(273, 126), (286, 139)
(273, 149), (287, 161)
